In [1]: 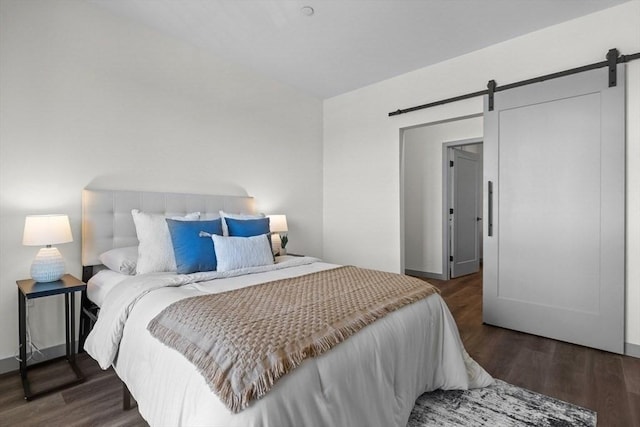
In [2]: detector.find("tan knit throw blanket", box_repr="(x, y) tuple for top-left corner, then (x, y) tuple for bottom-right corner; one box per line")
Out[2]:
(147, 266), (439, 413)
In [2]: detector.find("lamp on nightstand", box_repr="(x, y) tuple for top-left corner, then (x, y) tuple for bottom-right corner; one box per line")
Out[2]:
(268, 214), (288, 255)
(22, 214), (73, 283)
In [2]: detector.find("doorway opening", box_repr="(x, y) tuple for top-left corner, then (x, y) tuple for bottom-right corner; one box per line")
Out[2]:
(400, 114), (482, 281)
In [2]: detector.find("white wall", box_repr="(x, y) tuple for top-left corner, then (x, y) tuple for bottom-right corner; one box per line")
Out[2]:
(323, 2), (640, 348)
(0, 0), (323, 364)
(403, 117), (483, 275)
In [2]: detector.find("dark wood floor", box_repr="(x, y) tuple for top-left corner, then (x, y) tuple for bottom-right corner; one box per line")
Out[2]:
(0, 353), (147, 427)
(428, 271), (640, 427)
(1, 269), (638, 426)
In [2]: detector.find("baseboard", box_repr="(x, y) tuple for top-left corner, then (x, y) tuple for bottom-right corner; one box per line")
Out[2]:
(625, 342), (640, 358)
(0, 342), (74, 375)
(405, 269), (446, 281)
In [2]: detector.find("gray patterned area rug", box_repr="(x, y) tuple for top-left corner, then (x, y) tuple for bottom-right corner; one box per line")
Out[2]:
(408, 379), (596, 427)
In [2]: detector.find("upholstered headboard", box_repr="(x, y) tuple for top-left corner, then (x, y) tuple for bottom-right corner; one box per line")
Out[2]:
(81, 189), (255, 268)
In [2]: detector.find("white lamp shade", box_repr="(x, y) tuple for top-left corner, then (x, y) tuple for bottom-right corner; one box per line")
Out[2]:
(23, 214), (73, 246)
(268, 215), (288, 233)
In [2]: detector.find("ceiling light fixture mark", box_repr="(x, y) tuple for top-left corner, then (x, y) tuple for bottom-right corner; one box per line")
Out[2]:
(301, 6), (314, 16)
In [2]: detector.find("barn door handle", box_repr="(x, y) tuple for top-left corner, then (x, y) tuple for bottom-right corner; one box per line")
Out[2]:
(488, 181), (494, 236)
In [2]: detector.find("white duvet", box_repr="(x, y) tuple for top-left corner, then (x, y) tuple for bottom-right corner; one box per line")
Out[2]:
(85, 257), (492, 427)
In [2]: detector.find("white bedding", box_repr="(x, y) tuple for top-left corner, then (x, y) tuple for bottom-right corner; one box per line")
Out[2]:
(87, 269), (129, 307)
(85, 257), (492, 427)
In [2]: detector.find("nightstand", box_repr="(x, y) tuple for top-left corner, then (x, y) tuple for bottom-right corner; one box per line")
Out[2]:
(16, 274), (86, 400)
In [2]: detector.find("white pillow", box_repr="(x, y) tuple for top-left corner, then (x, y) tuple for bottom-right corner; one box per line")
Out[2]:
(99, 246), (138, 275)
(132, 210), (200, 274)
(212, 234), (274, 272)
(219, 210), (265, 236)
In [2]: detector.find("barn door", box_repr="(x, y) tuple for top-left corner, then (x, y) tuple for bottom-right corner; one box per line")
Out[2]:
(483, 66), (625, 353)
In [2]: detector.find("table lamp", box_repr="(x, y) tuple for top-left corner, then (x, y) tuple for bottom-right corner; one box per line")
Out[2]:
(267, 214), (288, 255)
(22, 214), (73, 282)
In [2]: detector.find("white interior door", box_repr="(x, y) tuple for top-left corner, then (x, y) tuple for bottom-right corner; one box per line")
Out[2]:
(450, 148), (480, 278)
(483, 66), (625, 353)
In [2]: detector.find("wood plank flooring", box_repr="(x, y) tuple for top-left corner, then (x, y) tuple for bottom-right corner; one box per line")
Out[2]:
(0, 354), (147, 427)
(0, 269), (637, 426)
(428, 271), (640, 427)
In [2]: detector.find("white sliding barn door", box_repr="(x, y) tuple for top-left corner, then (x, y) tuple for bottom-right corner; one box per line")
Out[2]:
(483, 67), (625, 353)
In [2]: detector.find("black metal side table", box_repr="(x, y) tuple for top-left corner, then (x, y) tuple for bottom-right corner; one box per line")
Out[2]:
(17, 274), (86, 400)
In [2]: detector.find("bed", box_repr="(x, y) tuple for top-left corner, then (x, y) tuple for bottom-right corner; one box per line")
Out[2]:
(80, 188), (492, 427)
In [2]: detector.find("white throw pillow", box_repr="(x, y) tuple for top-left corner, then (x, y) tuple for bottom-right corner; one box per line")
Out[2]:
(219, 210), (265, 236)
(132, 210), (200, 274)
(99, 246), (138, 275)
(212, 234), (274, 272)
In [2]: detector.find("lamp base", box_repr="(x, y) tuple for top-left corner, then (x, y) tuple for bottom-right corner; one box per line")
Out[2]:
(31, 247), (65, 283)
(271, 233), (282, 256)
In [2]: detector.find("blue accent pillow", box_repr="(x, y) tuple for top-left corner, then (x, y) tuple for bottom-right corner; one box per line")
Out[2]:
(166, 219), (223, 274)
(225, 217), (270, 237)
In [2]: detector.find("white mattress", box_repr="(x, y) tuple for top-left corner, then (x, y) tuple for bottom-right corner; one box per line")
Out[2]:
(87, 269), (129, 307)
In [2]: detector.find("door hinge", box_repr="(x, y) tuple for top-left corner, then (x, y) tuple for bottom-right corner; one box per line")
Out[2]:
(449, 256), (454, 262)
(449, 160), (454, 167)
(449, 208), (454, 214)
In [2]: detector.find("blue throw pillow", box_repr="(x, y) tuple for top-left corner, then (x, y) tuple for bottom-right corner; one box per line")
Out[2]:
(166, 218), (223, 274)
(225, 217), (270, 237)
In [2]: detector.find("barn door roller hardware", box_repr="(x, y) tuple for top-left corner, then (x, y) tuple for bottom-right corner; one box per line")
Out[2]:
(389, 48), (640, 116)
(487, 80), (497, 112)
(607, 48), (619, 87)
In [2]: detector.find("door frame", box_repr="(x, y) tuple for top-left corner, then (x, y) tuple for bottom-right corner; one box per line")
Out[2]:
(442, 137), (483, 280)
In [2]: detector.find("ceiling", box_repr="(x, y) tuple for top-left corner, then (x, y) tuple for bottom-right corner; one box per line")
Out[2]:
(89, 0), (630, 99)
